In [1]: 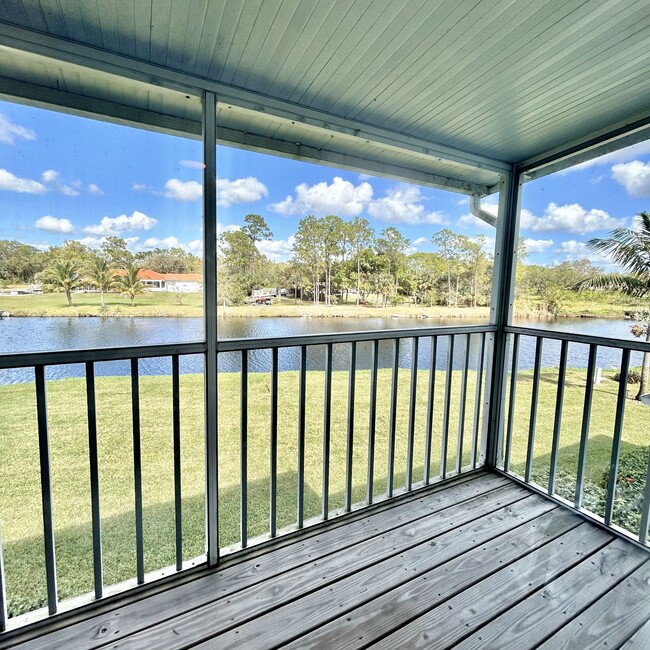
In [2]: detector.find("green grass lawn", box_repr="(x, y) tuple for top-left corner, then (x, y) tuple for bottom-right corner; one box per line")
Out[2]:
(1, 286), (641, 320)
(0, 364), (647, 618)
(0, 290), (204, 317)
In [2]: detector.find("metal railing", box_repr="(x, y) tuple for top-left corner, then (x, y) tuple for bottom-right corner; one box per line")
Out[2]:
(0, 324), (494, 631)
(500, 326), (650, 547)
(0, 342), (206, 631)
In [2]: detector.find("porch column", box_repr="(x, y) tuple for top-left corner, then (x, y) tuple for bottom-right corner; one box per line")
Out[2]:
(485, 167), (523, 467)
(203, 90), (219, 565)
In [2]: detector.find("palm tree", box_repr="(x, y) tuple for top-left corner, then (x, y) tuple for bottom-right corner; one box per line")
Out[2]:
(85, 257), (114, 307)
(578, 211), (650, 399)
(44, 259), (83, 306)
(114, 262), (146, 306)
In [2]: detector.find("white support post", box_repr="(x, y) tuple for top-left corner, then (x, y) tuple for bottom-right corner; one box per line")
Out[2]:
(203, 91), (219, 566)
(486, 168), (524, 467)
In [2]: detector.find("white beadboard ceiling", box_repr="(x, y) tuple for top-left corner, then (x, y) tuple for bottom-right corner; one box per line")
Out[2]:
(1, 0), (650, 192)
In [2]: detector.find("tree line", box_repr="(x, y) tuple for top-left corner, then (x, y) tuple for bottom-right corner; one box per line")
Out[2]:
(0, 236), (201, 306)
(218, 213), (612, 311)
(218, 213), (497, 308)
(1, 215), (622, 312)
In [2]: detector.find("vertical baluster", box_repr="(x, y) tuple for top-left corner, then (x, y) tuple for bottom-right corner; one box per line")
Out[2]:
(440, 335), (455, 480)
(35, 366), (58, 612)
(130, 359), (145, 585)
(406, 337), (419, 490)
(470, 333), (486, 469)
(240, 350), (248, 547)
(172, 355), (183, 570)
(387, 339), (400, 497)
(270, 348), (278, 536)
(525, 337), (544, 483)
(367, 340), (379, 505)
(575, 344), (598, 509)
(639, 449), (650, 545)
(345, 342), (357, 512)
(548, 340), (568, 495)
(85, 361), (103, 598)
(604, 349), (630, 526)
(503, 334), (520, 472)
(455, 334), (470, 475)
(0, 523), (6, 631)
(322, 343), (332, 520)
(297, 346), (307, 528)
(424, 336), (437, 485)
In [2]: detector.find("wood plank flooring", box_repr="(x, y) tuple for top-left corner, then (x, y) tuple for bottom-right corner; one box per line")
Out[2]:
(5, 471), (650, 650)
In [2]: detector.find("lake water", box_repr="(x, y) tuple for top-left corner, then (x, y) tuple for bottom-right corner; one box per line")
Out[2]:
(0, 316), (645, 384)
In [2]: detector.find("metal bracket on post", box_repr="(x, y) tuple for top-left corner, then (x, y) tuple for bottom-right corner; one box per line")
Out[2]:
(486, 168), (523, 468)
(203, 91), (219, 566)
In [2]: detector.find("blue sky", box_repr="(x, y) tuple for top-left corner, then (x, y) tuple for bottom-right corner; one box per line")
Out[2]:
(2, 98), (650, 268)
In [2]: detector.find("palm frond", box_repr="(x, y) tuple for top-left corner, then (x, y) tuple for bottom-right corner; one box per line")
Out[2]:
(576, 273), (649, 297)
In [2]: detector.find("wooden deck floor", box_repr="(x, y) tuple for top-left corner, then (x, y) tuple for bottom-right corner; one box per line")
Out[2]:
(5, 472), (650, 650)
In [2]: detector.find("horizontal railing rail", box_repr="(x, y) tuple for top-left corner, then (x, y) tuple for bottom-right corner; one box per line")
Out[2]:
(0, 342), (208, 370)
(0, 323), (495, 633)
(505, 325), (650, 353)
(216, 324), (496, 352)
(499, 327), (650, 548)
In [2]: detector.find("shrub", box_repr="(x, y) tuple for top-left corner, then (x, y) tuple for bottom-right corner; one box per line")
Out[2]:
(613, 370), (643, 384)
(530, 446), (650, 538)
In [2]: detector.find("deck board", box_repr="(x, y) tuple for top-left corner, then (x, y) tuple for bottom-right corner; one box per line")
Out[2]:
(454, 538), (649, 649)
(4, 471), (649, 650)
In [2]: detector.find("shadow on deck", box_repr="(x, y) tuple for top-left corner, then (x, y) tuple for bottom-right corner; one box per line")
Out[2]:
(4, 471), (650, 649)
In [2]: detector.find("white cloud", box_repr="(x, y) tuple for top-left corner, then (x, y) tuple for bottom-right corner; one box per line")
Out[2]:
(142, 236), (182, 249)
(611, 160), (650, 198)
(165, 178), (203, 201)
(270, 176), (372, 216)
(521, 202), (625, 234)
(83, 210), (157, 235)
(41, 169), (81, 196)
(88, 183), (104, 196)
(35, 215), (75, 234)
(457, 214), (492, 230)
(412, 236), (429, 247)
(0, 114), (36, 145)
(59, 184), (80, 197)
(217, 223), (240, 236)
(132, 182), (148, 191)
(180, 160), (205, 170)
(523, 238), (554, 254)
(0, 168), (47, 194)
(216, 176), (269, 208)
(41, 169), (58, 184)
(368, 186), (446, 225)
(188, 239), (203, 254)
(76, 236), (104, 248)
(256, 236), (296, 262)
(553, 240), (620, 270)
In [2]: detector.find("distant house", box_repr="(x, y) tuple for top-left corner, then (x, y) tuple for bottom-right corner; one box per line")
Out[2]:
(122, 269), (203, 293)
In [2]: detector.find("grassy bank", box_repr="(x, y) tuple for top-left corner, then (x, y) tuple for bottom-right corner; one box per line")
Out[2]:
(1, 288), (641, 319)
(0, 365), (647, 617)
(0, 291), (490, 319)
